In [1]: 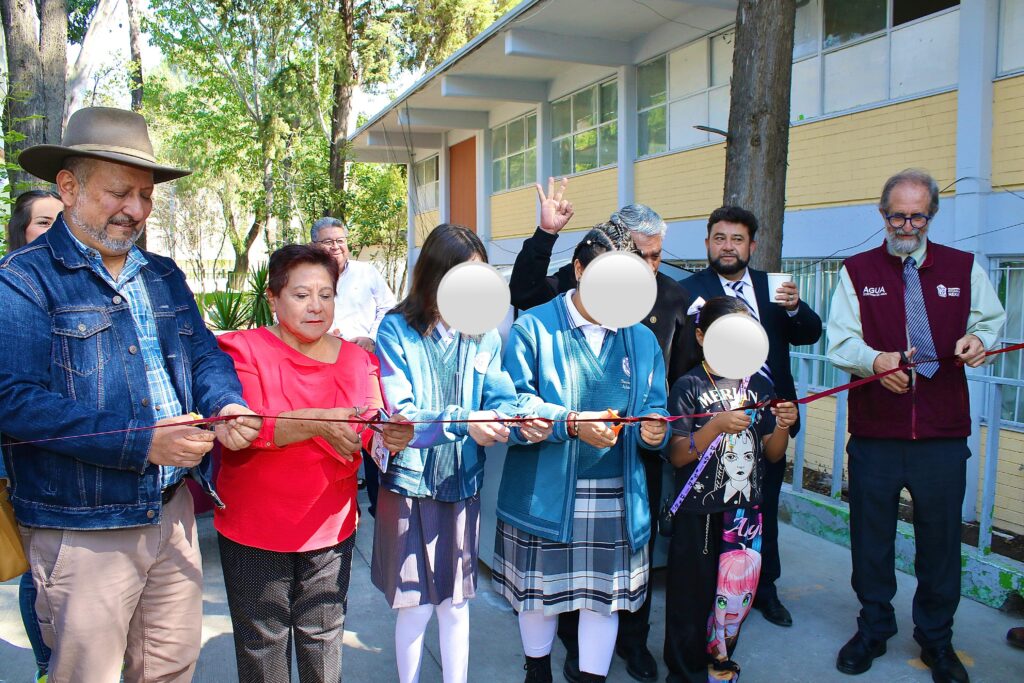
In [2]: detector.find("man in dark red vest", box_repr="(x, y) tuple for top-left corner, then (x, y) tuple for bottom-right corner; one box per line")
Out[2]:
(827, 169), (1005, 683)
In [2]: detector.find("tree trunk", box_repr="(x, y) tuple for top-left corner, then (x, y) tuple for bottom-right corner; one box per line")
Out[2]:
(723, 0), (797, 272)
(1, 0), (67, 193)
(327, 0), (354, 218)
(125, 0), (144, 112)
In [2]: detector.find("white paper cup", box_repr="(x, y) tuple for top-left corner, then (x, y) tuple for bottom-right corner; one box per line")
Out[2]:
(767, 272), (793, 304)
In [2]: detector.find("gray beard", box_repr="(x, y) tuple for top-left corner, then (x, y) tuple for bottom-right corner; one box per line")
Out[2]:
(885, 229), (924, 256)
(69, 205), (142, 254)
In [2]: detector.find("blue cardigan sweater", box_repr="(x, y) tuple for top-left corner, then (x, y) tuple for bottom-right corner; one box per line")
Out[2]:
(375, 312), (528, 500)
(496, 296), (670, 552)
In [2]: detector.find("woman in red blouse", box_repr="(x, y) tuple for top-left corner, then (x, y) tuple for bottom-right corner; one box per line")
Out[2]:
(215, 244), (412, 683)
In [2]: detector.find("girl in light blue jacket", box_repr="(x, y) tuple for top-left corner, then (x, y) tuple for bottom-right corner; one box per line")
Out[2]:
(372, 223), (549, 683)
(494, 229), (670, 683)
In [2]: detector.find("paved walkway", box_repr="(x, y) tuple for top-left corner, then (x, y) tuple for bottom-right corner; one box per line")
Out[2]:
(2, 491), (1022, 682)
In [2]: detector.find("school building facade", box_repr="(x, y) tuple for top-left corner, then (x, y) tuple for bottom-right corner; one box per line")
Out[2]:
(349, 0), (1024, 599)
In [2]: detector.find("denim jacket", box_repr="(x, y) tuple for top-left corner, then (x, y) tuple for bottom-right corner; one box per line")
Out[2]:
(0, 217), (245, 530)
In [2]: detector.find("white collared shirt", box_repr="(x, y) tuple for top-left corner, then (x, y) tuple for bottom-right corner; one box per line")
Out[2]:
(331, 259), (397, 341)
(435, 321), (456, 348)
(718, 270), (760, 320)
(564, 290), (617, 355)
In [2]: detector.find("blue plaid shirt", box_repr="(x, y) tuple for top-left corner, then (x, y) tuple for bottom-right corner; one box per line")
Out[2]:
(67, 233), (186, 490)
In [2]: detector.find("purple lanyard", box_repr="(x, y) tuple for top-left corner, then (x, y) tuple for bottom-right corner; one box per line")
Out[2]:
(669, 375), (751, 515)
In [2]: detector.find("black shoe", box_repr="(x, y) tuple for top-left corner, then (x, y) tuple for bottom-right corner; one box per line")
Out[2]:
(754, 595), (793, 628)
(524, 654), (553, 683)
(615, 643), (658, 682)
(921, 645), (969, 683)
(577, 674), (606, 683)
(563, 650), (580, 683)
(836, 632), (886, 675)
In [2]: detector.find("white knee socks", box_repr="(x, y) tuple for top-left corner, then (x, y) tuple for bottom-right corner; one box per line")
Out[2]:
(518, 609), (558, 657)
(578, 609), (619, 676)
(436, 598), (470, 683)
(395, 599), (470, 683)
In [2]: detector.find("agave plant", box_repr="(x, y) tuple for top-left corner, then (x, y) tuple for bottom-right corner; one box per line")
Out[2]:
(246, 262), (274, 328)
(206, 291), (250, 331)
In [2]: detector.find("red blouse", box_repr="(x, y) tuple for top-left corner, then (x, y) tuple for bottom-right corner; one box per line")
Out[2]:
(215, 327), (382, 552)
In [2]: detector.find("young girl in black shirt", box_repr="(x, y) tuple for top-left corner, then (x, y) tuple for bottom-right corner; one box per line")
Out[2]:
(663, 296), (797, 682)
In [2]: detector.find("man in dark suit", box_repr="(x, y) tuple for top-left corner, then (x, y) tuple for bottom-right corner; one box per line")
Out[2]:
(681, 205), (823, 629)
(509, 178), (698, 683)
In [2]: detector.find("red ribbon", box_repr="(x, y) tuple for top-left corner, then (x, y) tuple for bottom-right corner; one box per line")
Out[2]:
(8, 342), (1024, 447)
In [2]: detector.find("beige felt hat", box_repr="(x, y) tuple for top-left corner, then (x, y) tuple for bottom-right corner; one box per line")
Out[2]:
(18, 106), (190, 184)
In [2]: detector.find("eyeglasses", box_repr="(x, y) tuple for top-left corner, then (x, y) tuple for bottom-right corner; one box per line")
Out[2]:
(885, 213), (932, 230)
(315, 239), (347, 249)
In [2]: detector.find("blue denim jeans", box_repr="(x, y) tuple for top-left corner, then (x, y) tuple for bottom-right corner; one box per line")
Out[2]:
(20, 571), (50, 672)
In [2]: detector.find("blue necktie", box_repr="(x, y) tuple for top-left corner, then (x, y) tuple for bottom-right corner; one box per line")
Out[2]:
(727, 280), (774, 385)
(903, 256), (939, 378)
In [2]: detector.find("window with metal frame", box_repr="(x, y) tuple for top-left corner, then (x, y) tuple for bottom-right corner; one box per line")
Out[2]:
(413, 155), (439, 212)
(636, 30), (733, 157)
(491, 112), (537, 194)
(551, 79), (618, 177)
(790, 0), (960, 122)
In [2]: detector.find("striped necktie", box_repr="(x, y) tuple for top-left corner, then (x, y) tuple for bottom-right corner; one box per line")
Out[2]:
(903, 256), (939, 378)
(727, 280), (774, 385)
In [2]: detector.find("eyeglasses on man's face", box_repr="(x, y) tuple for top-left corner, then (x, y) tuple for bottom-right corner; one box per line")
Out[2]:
(315, 238), (347, 250)
(885, 213), (932, 230)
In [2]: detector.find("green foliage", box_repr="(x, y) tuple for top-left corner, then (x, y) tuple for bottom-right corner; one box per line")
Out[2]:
(68, 0), (100, 45)
(206, 291), (249, 331)
(246, 262), (274, 328)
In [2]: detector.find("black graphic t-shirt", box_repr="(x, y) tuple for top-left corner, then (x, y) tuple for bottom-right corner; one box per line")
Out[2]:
(667, 367), (777, 514)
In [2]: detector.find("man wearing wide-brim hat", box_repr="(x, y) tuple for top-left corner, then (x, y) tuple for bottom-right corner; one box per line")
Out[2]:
(0, 106), (262, 683)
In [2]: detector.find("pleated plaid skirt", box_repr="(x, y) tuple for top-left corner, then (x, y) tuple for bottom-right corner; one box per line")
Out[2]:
(491, 477), (649, 615)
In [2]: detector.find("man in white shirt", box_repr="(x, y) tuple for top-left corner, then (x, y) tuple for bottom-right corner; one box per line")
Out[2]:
(310, 217), (397, 353)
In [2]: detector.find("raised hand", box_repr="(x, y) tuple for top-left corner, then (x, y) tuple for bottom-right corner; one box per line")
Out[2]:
(536, 176), (574, 235)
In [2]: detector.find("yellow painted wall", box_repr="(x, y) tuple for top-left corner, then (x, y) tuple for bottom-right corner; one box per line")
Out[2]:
(634, 144), (726, 223)
(993, 74), (1024, 190)
(632, 92), (958, 215)
(412, 210), (440, 248)
(491, 187), (537, 240)
(794, 395), (1024, 536)
(785, 92), (957, 209)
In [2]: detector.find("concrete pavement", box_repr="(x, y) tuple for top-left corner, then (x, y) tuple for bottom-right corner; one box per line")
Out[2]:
(2, 490), (1022, 682)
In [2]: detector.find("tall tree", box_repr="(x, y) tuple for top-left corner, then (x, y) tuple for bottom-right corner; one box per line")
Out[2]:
(317, 0), (516, 218)
(125, 0), (144, 112)
(723, 0), (797, 272)
(1, 0), (68, 192)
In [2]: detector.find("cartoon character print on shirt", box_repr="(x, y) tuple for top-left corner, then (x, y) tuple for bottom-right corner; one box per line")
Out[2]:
(701, 424), (760, 508)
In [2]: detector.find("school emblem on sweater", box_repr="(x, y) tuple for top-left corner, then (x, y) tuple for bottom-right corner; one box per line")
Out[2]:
(937, 284), (960, 298)
(473, 352), (490, 373)
(622, 357), (631, 377)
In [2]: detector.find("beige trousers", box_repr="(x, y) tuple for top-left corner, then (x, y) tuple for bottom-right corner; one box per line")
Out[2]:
(21, 485), (203, 683)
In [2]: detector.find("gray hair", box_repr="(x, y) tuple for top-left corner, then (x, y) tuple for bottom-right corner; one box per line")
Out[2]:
(62, 156), (98, 185)
(608, 204), (667, 238)
(880, 169), (940, 217)
(310, 216), (347, 243)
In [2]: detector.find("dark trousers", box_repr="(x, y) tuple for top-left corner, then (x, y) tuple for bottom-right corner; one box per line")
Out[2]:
(755, 455), (785, 602)
(557, 450), (664, 653)
(663, 511), (724, 681)
(219, 533), (356, 683)
(847, 436), (968, 649)
(364, 451), (380, 518)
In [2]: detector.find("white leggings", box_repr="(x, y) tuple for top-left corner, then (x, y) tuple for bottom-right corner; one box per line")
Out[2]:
(395, 599), (470, 683)
(518, 609), (619, 676)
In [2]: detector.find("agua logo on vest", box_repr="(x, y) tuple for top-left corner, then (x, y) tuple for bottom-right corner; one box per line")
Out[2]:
(862, 286), (887, 297)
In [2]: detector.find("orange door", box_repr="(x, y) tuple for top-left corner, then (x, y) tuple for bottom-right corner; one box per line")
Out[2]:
(448, 137), (477, 232)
